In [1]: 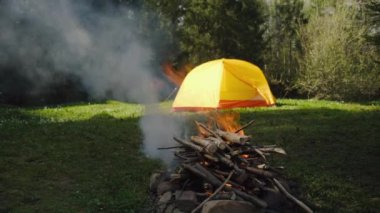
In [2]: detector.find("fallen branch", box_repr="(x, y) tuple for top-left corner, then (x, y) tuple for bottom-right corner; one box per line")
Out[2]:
(174, 137), (216, 154)
(246, 166), (276, 178)
(182, 163), (222, 187)
(208, 137), (227, 150)
(235, 120), (255, 133)
(258, 147), (287, 155)
(253, 148), (267, 162)
(273, 178), (313, 213)
(191, 170), (234, 213)
(157, 146), (184, 150)
(195, 121), (222, 140)
(191, 136), (218, 154)
(232, 188), (267, 208)
(215, 129), (251, 145)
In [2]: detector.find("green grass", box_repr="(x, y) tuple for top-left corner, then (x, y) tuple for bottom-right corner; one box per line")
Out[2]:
(0, 101), (160, 212)
(239, 99), (380, 212)
(0, 99), (379, 212)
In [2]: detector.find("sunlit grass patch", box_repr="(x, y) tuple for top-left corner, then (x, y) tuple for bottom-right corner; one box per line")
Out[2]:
(0, 99), (379, 212)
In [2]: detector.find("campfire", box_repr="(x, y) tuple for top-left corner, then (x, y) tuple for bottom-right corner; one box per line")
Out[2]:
(149, 112), (312, 213)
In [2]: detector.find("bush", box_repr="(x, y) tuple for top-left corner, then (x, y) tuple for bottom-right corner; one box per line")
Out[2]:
(296, 3), (380, 101)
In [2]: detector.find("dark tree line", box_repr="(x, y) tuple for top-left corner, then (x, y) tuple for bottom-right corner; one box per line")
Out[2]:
(0, 0), (379, 105)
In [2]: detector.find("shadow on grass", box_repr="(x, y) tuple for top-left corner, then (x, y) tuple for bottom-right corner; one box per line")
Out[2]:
(1, 105), (379, 212)
(0, 111), (161, 212)
(239, 108), (380, 212)
(0, 100), (117, 110)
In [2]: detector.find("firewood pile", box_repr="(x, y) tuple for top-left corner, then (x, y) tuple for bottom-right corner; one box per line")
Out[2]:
(149, 120), (313, 213)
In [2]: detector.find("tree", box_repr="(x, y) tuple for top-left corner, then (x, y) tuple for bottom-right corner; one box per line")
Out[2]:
(296, 2), (380, 100)
(262, 0), (305, 97)
(365, 0), (380, 53)
(149, 0), (267, 66)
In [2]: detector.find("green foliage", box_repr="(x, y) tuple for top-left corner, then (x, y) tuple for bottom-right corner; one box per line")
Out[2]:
(365, 0), (380, 50)
(263, 0), (305, 96)
(139, 1), (183, 65)
(296, 3), (380, 100)
(150, 0), (267, 66)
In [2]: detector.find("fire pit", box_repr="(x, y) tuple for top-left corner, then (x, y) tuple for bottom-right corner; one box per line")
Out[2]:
(148, 113), (312, 213)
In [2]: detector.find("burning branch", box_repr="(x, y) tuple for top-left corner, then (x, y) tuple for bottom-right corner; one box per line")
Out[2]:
(234, 120), (255, 133)
(215, 129), (251, 145)
(150, 120), (312, 213)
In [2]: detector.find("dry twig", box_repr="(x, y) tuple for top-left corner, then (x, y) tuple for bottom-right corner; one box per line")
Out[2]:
(191, 170), (234, 213)
(273, 178), (313, 213)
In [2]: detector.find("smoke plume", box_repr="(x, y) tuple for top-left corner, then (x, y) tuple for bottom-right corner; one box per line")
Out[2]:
(140, 110), (185, 167)
(0, 0), (182, 165)
(0, 0), (161, 103)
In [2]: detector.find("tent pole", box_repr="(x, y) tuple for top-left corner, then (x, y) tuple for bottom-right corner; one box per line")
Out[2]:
(165, 87), (178, 101)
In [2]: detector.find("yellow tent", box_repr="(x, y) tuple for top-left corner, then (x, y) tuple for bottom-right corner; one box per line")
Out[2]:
(172, 58), (275, 111)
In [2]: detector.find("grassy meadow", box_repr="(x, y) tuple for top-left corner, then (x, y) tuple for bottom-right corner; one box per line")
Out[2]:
(0, 99), (379, 212)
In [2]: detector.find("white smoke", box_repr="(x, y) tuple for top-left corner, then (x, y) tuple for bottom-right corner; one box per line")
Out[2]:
(0, 0), (183, 165)
(140, 109), (184, 166)
(0, 0), (160, 102)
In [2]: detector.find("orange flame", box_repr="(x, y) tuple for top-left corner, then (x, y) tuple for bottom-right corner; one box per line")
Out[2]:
(162, 62), (192, 86)
(241, 154), (250, 159)
(195, 111), (245, 137)
(211, 111), (244, 135)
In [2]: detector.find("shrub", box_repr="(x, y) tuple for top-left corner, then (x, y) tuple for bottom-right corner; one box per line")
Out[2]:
(296, 3), (380, 101)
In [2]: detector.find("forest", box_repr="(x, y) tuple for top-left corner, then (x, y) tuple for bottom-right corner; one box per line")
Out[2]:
(0, 1), (379, 212)
(0, 0), (379, 105)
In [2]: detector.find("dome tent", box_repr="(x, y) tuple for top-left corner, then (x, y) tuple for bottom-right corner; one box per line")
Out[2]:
(172, 58), (275, 111)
